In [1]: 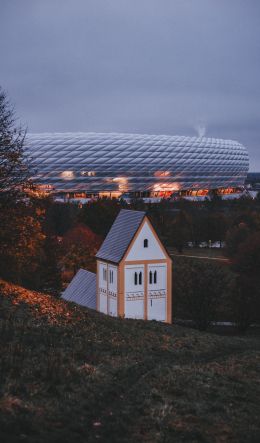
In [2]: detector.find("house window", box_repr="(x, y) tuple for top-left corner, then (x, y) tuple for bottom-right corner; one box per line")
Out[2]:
(149, 270), (153, 284)
(154, 270), (157, 284)
(134, 271), (143, 285)
(144, 239), (148, 248)
(109, 270), (114, 284)
(103, 268), (107, 281)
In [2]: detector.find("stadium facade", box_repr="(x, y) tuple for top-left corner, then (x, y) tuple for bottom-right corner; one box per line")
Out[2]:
(26, 132), (249, 198)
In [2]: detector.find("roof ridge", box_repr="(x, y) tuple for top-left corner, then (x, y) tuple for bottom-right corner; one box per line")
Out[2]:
(78, 268), (96, 275)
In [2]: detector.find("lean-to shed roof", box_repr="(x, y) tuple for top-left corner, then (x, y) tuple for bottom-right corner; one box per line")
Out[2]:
(62, 268), (96, 309)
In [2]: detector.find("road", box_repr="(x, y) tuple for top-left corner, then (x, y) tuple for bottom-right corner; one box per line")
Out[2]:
(170, 253), (229, 261)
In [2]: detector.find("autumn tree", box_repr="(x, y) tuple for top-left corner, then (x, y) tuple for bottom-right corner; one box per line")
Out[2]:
(0, 88), (62, 293)
(0, 87), (38, 284)
(61, 224), (102, 277)
(0, 203), (45, 285)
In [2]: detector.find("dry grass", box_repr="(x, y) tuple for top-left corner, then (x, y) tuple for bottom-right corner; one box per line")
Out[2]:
(0, 279), (260, 443)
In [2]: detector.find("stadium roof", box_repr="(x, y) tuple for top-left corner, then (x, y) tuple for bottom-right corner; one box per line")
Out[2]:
(25, 132), (249, 192)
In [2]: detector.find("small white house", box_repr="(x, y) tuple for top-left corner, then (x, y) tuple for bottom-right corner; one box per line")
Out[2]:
(62, 209), (172, 323)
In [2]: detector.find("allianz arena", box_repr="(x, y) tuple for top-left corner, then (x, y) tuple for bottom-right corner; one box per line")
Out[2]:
(26, 132), (249, 197)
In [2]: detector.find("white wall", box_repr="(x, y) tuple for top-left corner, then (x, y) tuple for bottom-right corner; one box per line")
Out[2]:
(124, 264), (144, 319)
(125, 221), (166, 261)
(98, 261), (107, 314)
(98, 261), (118, 316)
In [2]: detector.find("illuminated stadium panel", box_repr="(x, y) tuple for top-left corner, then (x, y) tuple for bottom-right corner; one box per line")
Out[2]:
(26, 132), (249, 194)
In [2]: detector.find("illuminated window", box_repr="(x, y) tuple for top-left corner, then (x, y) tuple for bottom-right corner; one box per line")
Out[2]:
(80, 171), (96, 177)
(144, 239), (148, 248)
(60, 170), (74, 180)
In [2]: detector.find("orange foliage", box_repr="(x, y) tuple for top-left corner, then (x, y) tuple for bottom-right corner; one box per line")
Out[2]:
(0, 279), (85, 325)
(62, 223), (102, 250)
(61, 224), (102, 274)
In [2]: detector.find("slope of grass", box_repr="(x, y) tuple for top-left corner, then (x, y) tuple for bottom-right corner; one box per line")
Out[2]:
(0, 279), (260, 443)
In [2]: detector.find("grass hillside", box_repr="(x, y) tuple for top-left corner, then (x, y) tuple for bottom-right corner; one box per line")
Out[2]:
(0, 280), (260, 443)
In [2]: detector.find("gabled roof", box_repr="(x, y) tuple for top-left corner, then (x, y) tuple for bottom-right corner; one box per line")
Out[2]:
(61, 269), (96, 309)
(96, 209), (146, 263)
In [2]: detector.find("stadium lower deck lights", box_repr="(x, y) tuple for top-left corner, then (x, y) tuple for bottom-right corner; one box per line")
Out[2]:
(26, 132), (249, 198)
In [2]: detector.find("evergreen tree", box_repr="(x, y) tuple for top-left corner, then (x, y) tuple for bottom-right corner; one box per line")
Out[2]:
(168, 210), (191, 253)
(229, 232), (260, 331)
(174, 259), (228, 330)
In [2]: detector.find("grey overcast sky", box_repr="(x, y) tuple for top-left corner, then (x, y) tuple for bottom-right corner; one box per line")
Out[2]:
(0, 0), (259, 170)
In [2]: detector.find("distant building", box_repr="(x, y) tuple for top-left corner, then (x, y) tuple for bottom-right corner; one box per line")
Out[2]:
(62, 209), (172, 323)
(26, 132), (249, 199)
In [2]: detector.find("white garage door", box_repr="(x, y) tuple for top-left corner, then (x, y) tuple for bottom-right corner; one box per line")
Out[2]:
(124, 265), (144, 319)
(147, 264), (167, 321)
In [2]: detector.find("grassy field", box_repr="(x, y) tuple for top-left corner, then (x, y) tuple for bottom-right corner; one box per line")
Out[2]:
(0, 280), (260, 443)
